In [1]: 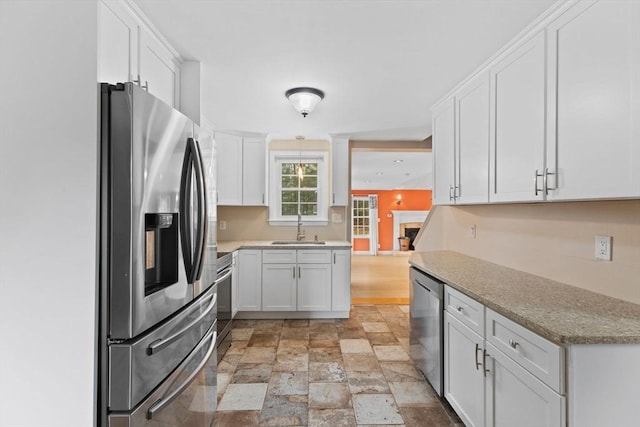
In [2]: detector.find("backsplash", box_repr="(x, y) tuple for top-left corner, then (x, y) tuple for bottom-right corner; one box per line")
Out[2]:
(217, 206), (348, 241)
(416, 200), (640, 305)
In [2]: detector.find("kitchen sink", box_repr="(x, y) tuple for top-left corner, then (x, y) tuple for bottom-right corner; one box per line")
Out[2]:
(271, 240), (326, 245)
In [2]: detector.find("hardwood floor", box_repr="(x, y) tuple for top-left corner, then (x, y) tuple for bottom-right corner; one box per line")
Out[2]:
(350, 254), (411, 305)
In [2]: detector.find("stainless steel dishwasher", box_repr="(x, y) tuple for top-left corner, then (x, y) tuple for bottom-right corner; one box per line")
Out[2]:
(409, 266), (444, 396)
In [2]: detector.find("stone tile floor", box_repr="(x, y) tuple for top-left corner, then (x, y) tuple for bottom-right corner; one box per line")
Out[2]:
(215, 305), (463, 426)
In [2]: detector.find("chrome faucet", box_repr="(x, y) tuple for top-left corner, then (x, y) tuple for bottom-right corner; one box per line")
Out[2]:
(296, 213), (305, 241)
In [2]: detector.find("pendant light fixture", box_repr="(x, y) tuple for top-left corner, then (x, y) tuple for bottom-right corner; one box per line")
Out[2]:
(296, 136), (305, 182)
(285, 87), (324, 118)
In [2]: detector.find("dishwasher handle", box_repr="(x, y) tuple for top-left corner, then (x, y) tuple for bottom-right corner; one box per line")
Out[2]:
(410, 268), (444, 298)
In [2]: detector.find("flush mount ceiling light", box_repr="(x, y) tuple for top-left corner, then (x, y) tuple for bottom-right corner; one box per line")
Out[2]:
(285, 87), (324, 118)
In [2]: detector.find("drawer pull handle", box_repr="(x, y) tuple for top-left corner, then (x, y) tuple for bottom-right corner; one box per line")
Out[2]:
(509, 339), (520, 349)
(456, 305), (464, 312)
(483, 349), (491, 377)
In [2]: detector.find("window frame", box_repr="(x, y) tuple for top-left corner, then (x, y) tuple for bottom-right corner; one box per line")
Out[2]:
(351, 196), (371, 238)
(268, 151), (329, 225)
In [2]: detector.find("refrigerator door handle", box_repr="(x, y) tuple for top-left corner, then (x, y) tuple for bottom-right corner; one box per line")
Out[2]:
(179, 140), (195, 282)
(179, 138), (207, 284)
(146, 292), (217, 355)
(191, 138), (207, 282)
(147, 326), (217, 420)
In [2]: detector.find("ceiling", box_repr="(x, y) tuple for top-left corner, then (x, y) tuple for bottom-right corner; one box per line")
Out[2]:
(134, 0), (555, 141)
(351, 151), (432, 190)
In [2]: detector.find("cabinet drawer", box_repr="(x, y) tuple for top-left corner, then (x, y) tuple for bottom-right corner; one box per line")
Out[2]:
(445, 286), (484, 336)
(262, 249), (296, 264)
(486, 308), (563, 394)
(297, 250), (331, 264)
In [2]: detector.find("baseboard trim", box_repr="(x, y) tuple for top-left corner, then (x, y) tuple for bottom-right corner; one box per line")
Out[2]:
(352, 298), (410, 305)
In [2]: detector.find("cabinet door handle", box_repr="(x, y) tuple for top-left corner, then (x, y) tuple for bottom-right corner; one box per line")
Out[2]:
(293, 266), (296, 278)
(262, 193), (265, 204)
(544, 167), (556, 194)
(475, 343), (482, 371)
(483, 349), (491, 377)
(333, 193), (336, 204)
(509, 339), (520, 349)
(133, 75), (148, 91)
(534, 169), (544, 196)
(449, 185), (454, 201)
(298, 266), (301, 278)
(333, 253), (336, 264)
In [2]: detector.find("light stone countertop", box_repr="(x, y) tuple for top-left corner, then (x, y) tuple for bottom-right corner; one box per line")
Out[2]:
(217, 240), (351, 253)
(409, 250), (640, 345)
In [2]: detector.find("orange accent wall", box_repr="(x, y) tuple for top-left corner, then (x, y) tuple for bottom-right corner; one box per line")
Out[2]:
(352, 238), (370, 252)
(352, 190), (432, 251)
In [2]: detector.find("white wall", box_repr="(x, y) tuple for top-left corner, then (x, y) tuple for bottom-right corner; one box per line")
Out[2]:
(0, 2), (98, 426)
(415, 201), (640, 305)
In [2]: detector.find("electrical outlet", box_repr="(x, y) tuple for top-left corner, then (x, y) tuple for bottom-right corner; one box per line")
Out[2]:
(470, 224), (477, 239)
(595, 235), (612, 261)
(219, 220), (227, 231)
(332, 213), (343, 224)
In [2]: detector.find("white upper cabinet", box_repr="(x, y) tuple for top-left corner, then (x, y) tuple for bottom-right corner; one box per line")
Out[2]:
(455, 71), (490, 204)
(98, 1), (138, 83)
(138, 26), (180, 109)
(432, 72), (490, 206)
(545, 0), (640, 200)
(216, 133), (267, 206)
(331, 137), (349, 206)
(433, 0), (640, 204)
(489, 31), (547, 203)
(216, 133), (244, 206)
(432, 98), (456, 205)
(98, 0), (181, 109)
(242, 137), (267, 205)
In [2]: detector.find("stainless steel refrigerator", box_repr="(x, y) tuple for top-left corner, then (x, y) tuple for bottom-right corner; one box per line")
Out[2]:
(98, 82), (218, 426)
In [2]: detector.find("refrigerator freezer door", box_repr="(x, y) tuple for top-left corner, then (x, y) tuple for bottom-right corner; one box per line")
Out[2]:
(105, 82), (196, 339)
(109, 285), (217, 411)
(109, 322), (217, 427)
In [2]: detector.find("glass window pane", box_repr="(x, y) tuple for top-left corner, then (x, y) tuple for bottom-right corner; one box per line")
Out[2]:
(282, 191), (298, 203)
(303, 163), (317, 175)
(282, 176), (299, 188)
(281, 163), (296, 175)
(302, 176), (317, 188)
(300, 204), (317, 216)
(281, 203), (298, 216)
(300, 191), (317, 202)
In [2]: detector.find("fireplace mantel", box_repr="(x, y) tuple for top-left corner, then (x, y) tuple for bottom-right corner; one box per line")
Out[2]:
(391, 210), (429, 251)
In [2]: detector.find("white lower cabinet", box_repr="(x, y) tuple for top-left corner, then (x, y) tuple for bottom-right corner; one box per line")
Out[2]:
(236, 248), (350, 315)
(444, 312), (485, 427)
(262, 263), (297, 311)
(444, 285), (565, 427)
(236, 249), (262, 311)
(331, 250), (351, 311)
(485, 342), (565, 427)
(297, 263), (332, 311)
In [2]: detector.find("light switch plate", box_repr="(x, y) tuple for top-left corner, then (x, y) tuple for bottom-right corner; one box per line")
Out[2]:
(595, 235), (612, 261)
(219, 220), (227, 230)
(332, 213), (343, 224)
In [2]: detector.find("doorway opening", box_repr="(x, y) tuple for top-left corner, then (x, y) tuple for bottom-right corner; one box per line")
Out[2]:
(349, 139), (433, 304)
